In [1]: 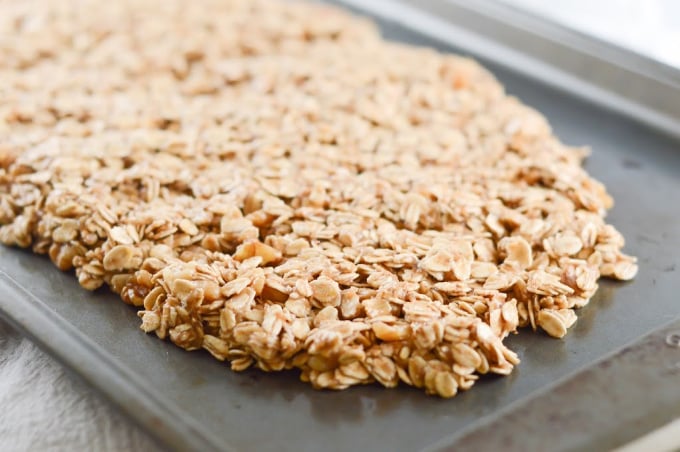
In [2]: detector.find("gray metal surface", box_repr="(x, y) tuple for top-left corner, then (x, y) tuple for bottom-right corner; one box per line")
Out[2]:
(1, 2), (680, 452)
(438, 319), (680, 451)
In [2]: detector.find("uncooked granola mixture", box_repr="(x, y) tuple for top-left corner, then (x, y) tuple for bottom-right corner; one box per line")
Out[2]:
(0, 0), (637, 397)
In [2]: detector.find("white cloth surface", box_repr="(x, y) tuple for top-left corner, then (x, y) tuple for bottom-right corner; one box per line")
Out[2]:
(0, 321), (157, 451)
(1, 1), (679, 451)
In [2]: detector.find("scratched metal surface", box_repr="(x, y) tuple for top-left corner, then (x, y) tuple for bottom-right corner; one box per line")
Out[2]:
(1, 4), (679, 452)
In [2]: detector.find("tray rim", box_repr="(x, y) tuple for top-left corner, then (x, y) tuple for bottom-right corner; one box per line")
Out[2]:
(452, 0), (680, 86)
(336, 0), (680, 140)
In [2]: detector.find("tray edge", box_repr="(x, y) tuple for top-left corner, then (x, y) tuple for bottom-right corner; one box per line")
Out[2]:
(0, 270), (228, 452)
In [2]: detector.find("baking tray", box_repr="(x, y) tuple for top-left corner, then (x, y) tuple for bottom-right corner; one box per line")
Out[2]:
(1, 1), (679, 451)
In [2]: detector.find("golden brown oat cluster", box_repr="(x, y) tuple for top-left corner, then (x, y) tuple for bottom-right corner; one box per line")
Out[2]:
(0, 0), (637, 397)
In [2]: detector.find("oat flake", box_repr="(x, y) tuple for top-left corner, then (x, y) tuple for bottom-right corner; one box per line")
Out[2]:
(0, 0), (637, 397)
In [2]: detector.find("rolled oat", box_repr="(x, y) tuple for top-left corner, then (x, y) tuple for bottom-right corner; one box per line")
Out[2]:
(0, 0), (637, 397)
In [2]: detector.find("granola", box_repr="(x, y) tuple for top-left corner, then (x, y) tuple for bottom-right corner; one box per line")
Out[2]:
(0, 0), (637, 397)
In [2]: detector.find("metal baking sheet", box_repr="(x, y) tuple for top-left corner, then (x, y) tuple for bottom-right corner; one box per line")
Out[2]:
(1, 1), (679, 451)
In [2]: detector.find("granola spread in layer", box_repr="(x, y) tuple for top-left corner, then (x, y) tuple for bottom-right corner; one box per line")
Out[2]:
(0, 0), (637, 397)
